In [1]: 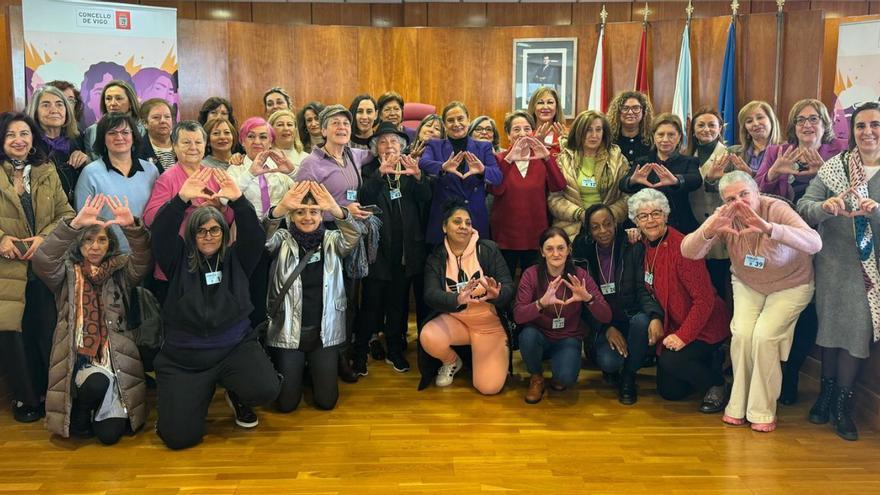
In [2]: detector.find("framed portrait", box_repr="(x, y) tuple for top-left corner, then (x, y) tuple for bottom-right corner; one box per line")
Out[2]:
(512, 38), (577, 119)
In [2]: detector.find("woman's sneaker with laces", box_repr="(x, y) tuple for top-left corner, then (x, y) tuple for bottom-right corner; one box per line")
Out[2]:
(225, 391), (258, 428)
(435, 356), (463, 387)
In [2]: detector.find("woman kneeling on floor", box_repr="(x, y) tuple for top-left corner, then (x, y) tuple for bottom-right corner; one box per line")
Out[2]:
(513, 227), (611, 404)
(419, 201), (514, 393)
(35, 195), (151, 444)
(151, 168), (281, 450)
(263, 181), (361, 412)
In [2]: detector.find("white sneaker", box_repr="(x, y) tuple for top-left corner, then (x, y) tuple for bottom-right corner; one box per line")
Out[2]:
(435, 356), (463, 387)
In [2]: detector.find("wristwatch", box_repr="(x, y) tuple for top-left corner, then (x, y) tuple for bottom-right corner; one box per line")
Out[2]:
(535, 299), (544, 310)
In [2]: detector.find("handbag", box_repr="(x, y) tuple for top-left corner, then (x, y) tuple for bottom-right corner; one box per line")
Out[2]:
(256, 247), (317, 342)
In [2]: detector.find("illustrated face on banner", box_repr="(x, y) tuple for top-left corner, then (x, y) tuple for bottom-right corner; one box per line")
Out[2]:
(88, 73), (115, 121)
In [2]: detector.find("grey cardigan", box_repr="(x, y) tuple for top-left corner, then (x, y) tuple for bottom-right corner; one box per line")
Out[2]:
(263, 211), (360, 350)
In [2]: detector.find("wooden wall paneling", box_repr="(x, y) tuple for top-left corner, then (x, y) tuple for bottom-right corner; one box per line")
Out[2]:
(645, 1), (735, 21)
(251, 3), (312, 25)
(139, 0), (196, 20)
(7, 5), (22, 111)
(873, 1), (880, 14)
(821, 17), (842, 109)
(416, 28), (483, 111)
(288, 25), (360, 109)
(371, 3), (404, 27)
(312, 3), (371, 26)
(778, 9), (824, 127)
(355, 27), (420, 102)
(0, 10), (12, 111)
(740, 13), (777, 113)
(426, 3), (487, 27)
(226, 21), (297, 119)
(403, 3), (428, 26)
(811, 1), (870, 18)
(479, 26), (547, 148)
(196, 1), (252, 22)
(486, 3), (572, 27)
(688, 15), (733, 112)
(647, 18), (684, 113)
(573, 2), (631, 25)
(176, 19), (230, 120)
(604, 22), (643, 104)
(751, 0), (813, 14)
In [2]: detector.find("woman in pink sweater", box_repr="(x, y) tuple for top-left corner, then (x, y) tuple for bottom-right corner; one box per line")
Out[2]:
(681, 171), (821, 432)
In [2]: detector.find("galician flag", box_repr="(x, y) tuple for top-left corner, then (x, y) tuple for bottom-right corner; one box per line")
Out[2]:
(671, 21), (692, 145)
(588, 24), (607, 112)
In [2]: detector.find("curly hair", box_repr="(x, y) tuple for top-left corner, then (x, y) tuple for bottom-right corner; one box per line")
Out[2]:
(607, 91), (653, 147)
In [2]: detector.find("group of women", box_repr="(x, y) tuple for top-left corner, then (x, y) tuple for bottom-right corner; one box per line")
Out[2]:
(3, 78), (878, 449)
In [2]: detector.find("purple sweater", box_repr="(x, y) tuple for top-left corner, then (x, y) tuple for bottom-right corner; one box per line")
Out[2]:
(513, 265), (612, 341)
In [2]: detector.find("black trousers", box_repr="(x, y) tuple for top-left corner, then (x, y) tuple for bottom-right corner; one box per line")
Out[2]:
(269, 345), (339, 412)
(154, 330), (281, 450)
(356, 269), (412, 359)
(73, 373), (127, 445)
(500, 249), (538, 280)
(784, 302), (818, 384)
(248, 249), (271, 329)
(656, 340), (724, 401)
(0, 278), (56, 406)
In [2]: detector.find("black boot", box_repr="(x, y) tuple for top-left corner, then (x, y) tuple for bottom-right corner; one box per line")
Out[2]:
(808, 377), (836, 424)
(831, 386), (858, 441)
(618, 372), (637, 405)
(68, 404), (94, 438)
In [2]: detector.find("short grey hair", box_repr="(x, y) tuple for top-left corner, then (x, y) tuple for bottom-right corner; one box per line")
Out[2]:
(172, 120), (207, 145)
(369, 133), (407, 156)
(627, 188), (671, 222)
(718, 170), (758, 198)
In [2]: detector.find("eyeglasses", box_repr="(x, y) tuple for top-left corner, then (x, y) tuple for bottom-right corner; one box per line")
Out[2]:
(635, 210), (664, 222)
(196, 226), (223, 238)
(107, 129), (132, 138)
(473, 126), (494, 134)
(621, 105), (643, 114)
(795, 115), (821, 127)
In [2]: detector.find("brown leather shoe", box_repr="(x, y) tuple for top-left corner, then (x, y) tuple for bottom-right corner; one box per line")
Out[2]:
(525, 375), (545, 404)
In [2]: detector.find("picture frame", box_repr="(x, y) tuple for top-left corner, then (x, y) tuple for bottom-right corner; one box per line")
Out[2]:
(512, 37), (578, 119)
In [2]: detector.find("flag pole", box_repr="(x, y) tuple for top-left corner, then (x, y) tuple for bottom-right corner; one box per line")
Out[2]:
(773, 0), (785, 110)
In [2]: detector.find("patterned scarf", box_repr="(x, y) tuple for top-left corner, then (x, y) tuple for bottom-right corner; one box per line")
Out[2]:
(818, 151), (880, 342)
(290, 222), (326, 252)
(74, 259), (122, 362)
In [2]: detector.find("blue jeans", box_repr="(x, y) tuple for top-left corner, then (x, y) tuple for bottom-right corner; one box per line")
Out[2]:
(518, 325), (582, 387)
(594, 312), (651, 375)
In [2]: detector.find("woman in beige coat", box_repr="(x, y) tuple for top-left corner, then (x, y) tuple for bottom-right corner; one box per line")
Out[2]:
(548, 110), (630, 239)
(0, 112), (75, 423)
(33, 195), (152, 444)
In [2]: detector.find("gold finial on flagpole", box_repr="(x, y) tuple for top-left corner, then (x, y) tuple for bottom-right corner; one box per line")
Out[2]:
(685, 0), (694, 21)
(731, 0), (740, 17)
(643, 2), (651, 25)
(600, 4), (608, 26)
(776, 0), (785, 13)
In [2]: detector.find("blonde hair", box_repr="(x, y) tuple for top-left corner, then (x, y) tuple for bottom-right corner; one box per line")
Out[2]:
(268, 109), (304, 153)
(527, 87), (565, 126)
(737, 100), (781, 149)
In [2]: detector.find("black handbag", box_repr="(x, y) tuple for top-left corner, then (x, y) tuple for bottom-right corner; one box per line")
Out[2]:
(256, 247), (317, 342)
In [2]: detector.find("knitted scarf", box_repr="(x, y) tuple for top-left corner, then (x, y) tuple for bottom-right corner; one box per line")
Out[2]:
(817, 151), (880, 342)
(289, 222), (326, 252)
(74, 259), (119, 363)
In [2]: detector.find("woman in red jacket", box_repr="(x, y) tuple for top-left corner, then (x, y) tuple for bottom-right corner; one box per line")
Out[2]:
(489, 110), (566, 277)
(627, 188), (731, 413)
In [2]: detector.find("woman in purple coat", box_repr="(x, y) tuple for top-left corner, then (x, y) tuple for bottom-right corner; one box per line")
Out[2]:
(419, 101), (502, 245)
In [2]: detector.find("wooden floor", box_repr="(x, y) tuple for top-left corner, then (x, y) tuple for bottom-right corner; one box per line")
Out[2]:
(2, 334), (880, 495)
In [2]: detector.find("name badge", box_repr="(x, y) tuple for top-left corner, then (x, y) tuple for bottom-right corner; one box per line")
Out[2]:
(552, 317), (566, 329)
(744, 254), (766, 270)
(600, 282), (616, 295)
(307, 251), (322, 264)
(644, 271), (654, 285)
(346, 189), (358, 202)
(205, 271), (222, 285)
(580, 177), (597, 188)
(389, 188), (402, 200)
